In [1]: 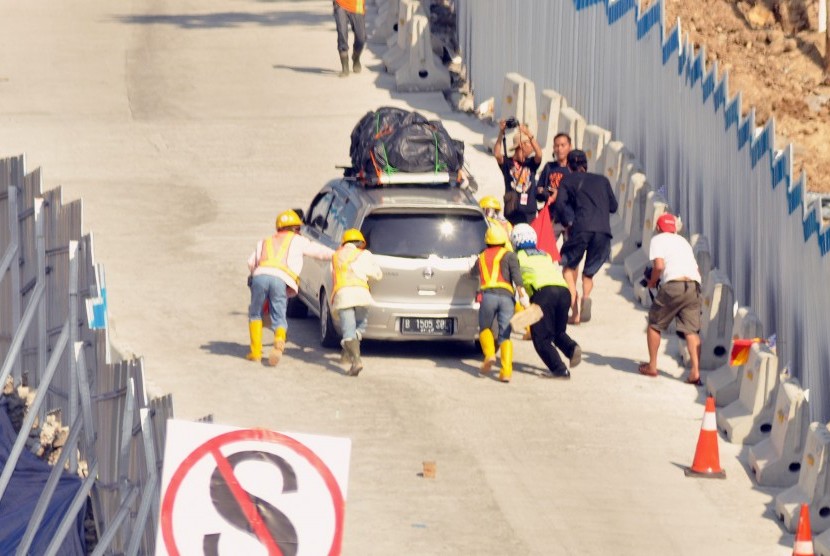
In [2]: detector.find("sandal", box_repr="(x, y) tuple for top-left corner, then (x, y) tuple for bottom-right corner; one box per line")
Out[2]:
(638, 362), (658, 377)
(580, 298), (592, 323)
(685, 376), (703, 386)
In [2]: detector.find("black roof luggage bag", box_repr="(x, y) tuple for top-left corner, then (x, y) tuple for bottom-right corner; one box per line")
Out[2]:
(349, 107), (464, 181)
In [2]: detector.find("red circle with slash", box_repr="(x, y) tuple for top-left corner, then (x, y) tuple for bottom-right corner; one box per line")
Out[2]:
(160, 428), (345, 556)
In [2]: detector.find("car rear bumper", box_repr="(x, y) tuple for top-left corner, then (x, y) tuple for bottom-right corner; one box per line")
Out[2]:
(359, 300), (480, 341)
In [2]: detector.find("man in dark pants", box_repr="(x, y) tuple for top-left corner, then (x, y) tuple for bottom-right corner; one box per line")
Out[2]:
(333, 0), (366, 77)
(557, 149), (618, 324)
(510, 223), (581, 379)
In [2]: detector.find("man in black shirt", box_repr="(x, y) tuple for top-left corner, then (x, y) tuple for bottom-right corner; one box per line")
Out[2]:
(537, 132), (573, 238)
(557, 150), (618, 324)
(494, 120), (543, 226)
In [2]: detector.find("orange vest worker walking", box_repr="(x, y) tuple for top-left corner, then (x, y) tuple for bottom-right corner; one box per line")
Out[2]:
(333, 0), (366, 77)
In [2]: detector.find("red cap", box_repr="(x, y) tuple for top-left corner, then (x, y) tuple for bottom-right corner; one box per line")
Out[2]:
(656, 213), (677, 233)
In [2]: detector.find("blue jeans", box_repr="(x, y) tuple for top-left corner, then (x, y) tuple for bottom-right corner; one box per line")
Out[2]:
(478, 291), (514, 344)
(249, 274), (288, 332)
(338, 306), (368, 341)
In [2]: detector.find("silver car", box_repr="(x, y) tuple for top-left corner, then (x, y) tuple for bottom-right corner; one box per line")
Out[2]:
(288, 174), (488, 347)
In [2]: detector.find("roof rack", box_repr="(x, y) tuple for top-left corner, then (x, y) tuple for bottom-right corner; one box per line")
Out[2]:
(341, 166), (459, 187)
(374, 171), (454, 185)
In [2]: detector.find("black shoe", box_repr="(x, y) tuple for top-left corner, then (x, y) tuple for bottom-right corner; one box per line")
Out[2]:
(546, 368), (571, 380)
(569, 345), (582, 368)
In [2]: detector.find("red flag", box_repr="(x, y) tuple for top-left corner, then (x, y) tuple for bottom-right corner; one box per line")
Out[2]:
(530, 198), (560, 262)
(729, 338), (762, 366)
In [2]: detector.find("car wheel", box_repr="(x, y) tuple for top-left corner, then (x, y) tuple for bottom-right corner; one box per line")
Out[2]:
(319, 291), (340, 348)
(286, 296), (308, 319)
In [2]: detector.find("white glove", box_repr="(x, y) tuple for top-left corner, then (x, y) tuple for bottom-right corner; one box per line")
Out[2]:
(519, 294), (531, 309)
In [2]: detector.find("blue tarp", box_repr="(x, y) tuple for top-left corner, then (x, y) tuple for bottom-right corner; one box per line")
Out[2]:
(0, 398), (86, 555)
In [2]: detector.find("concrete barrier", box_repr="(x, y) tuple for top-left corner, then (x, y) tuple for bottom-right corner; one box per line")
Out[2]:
(697, 269), (734, 370)
(775, 422), (830, 534)
(382, 0), (423, 72)
(537, 89), (567, 161)
(691, 234), (713, 290)
(749, 376), (810, 487)
(716, 343), (779, 444)
(611, 174), (650, 265)
(484, 73), (538, 152)
(395, 14), (451, 92)
(609, 155), (643, 231)
(623, 190), (667, 285)
(582, 125), (612, 174)
(596, 141), (626, 193)
(706, 307), (765, 407)
(557, 106), (586, 149)
(815, 517), (830, 555)
(370, 0), (400, 44)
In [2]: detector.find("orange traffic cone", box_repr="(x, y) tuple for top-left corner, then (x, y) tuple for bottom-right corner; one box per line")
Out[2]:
(685, 396), (726, 479)
(793, 503), (814, 556)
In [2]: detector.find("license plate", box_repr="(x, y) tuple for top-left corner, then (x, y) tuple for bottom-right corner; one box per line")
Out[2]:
(400, 317), (454, 336)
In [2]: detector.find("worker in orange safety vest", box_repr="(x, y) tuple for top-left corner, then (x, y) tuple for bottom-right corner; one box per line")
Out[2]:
(470, 225), (529, 382)
(333, 0), (366, 77)
(479, 195), (514, 251)
(246, 209), (333, 366)
(331, 228), (382, 376)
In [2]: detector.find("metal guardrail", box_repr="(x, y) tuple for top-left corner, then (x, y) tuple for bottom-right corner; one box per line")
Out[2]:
(456, 0), (830, 421)
(0, 154), (174, 555)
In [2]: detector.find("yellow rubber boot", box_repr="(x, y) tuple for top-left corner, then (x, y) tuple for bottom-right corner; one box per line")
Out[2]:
(268, 326), (287, 366)
(479, 329), (496, 375)
(499, 340), (513, 383)
(246, 320), (263, 361)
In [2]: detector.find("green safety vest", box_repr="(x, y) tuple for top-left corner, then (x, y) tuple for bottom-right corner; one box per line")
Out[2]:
(517, 250), (567, 296)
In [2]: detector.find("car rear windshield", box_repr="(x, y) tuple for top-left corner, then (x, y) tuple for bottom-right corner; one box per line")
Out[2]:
(361, 212), (488, 259)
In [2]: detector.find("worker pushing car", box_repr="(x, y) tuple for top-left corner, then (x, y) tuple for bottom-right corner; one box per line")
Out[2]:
(246, 209), (334, 366)
(331, 228), (383, 376)
(510, 224), (581, 379)
(471, 225), (529, 382)
(479, 196), (513, 250)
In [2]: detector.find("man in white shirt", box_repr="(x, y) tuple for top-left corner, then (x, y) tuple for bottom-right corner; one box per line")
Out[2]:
(638, 213), (704, 385)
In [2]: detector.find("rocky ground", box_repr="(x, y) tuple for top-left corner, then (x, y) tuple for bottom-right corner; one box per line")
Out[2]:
(664, 0), (830, 194)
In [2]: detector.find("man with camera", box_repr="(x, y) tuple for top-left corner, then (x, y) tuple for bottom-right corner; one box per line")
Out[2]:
(638, 213), (704, 385)
(493, 118), (543, 226)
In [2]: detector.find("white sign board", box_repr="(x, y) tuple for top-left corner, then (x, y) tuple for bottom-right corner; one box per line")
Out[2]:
(155, 419), (351, 556)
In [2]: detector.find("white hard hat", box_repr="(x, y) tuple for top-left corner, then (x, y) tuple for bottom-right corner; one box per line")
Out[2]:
(510, 223), (537, 248)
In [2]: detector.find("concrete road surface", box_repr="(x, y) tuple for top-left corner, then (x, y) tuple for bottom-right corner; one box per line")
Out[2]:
(0, 0), (798, 554)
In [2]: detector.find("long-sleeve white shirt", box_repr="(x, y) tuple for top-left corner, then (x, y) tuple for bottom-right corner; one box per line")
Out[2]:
(331, 244), (383, 310)
(248, 233), (333, 296)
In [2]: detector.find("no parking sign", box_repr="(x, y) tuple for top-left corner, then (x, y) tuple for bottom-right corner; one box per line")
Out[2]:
(156, 420), (351, 556)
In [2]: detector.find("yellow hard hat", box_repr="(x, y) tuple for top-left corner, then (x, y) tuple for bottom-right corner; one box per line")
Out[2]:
(479, 196), (502, 211)
(484, 225), (508, 246)
(342, 228), (365, 244)
(276, 209), (302, 229)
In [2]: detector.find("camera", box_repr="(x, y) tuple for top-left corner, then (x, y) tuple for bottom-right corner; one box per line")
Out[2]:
(504, 117), (519, 129)
(639, 264), (658, 288)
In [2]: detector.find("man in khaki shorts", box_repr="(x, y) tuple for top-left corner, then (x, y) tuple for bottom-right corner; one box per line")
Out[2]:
(638, 213), (704, 385)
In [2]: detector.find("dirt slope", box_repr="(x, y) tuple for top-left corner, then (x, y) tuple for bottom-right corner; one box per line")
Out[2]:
(663, 0), (830, 193)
